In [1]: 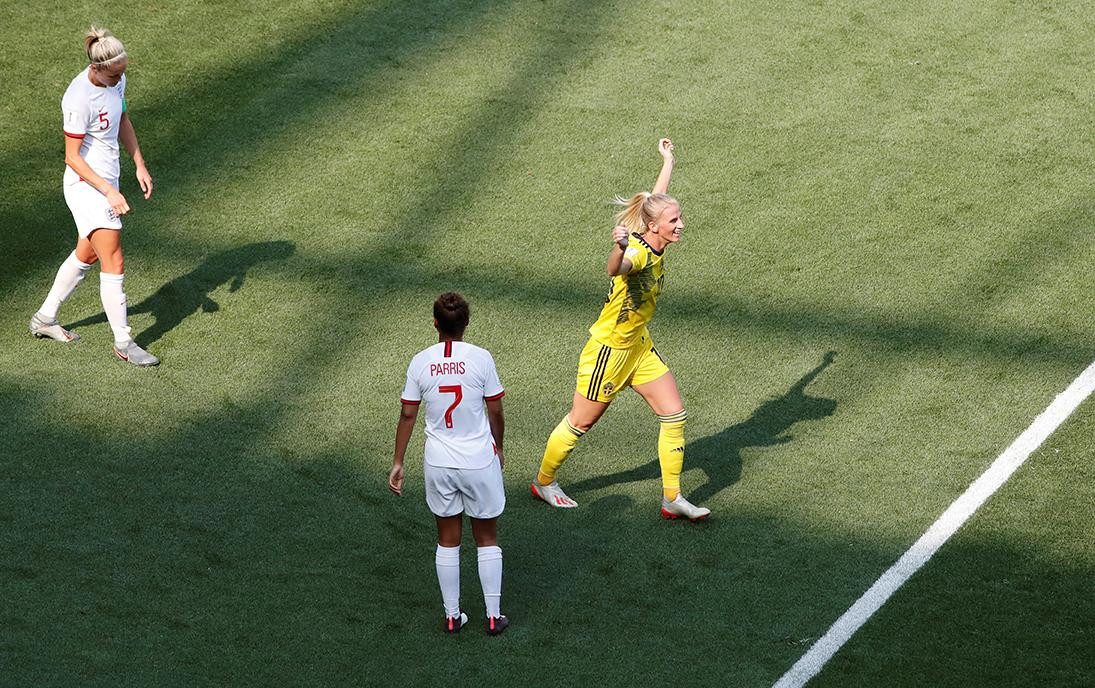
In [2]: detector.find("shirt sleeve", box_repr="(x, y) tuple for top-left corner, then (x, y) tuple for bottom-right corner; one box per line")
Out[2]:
(400, 361), (421, 404)
(61, 91), (89, 138)
(625, 245), (648, 274)
(482, 352), (505, 400)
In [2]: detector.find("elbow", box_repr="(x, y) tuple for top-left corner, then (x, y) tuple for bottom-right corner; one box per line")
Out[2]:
(64, 152), (87, 173)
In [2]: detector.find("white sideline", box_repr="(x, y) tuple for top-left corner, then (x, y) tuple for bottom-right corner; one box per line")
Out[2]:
(773, 359), (1095, 688)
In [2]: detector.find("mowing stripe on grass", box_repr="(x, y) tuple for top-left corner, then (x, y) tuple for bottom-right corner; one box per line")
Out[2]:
(774, 359), (1095, 688)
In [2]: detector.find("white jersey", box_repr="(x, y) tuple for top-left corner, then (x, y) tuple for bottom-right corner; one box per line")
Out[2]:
(401, 340), (505, 470)
(62, 67), (126, 186)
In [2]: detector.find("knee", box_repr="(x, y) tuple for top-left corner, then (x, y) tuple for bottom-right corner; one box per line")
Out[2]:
(473, 533), (498, 547)
(571, 420), (593, 434)
(566, 414), (595, 434)
(102, 254), (124, 274)
(74, 247), (98, 265)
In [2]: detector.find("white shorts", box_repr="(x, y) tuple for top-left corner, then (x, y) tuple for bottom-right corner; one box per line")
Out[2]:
(423, 460), (505, 519)
(64, 179), (122, 238)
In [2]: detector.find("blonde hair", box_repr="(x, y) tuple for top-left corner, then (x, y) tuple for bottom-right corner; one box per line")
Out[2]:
(85, 26), (126, 66)
(612, 192), (679, 234)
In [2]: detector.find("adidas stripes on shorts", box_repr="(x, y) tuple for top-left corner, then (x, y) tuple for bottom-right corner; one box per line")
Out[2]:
(575, 333), (670, 403)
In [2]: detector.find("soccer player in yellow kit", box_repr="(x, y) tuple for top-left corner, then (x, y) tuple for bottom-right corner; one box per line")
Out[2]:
(530, 138), (710, 521)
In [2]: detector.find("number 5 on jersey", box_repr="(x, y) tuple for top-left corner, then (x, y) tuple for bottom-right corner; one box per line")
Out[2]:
(439, 384), (463, 428)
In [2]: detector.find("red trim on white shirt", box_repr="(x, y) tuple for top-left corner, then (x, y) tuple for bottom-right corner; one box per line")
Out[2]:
(484, 391), (506, 401)
(64, 131), (85, 139)
(444, 341), (453, 358)
(400, 398), (421, 405)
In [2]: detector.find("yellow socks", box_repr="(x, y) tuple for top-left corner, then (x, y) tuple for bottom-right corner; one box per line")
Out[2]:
(658, 410), (687, 501)
(537, 416), (585, 485)
(537, 411), (685, 498)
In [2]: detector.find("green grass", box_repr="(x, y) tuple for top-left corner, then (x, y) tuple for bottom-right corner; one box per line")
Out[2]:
(1, 1), (1093, 686)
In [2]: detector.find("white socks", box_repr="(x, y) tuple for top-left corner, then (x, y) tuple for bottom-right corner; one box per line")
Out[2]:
(38, 251), (92, 320)
(435, 544), (504, 618)
(99, 272), (132, 345)
(435, 544), (461, 618)
(477, 546), (503, 618)
(37, 256), (134, 346)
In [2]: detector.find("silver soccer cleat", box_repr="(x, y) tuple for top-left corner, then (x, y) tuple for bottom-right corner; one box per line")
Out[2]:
(530, 480), (578, 508)
(113, 341), (160, 367)
(661, 494), (711, 521)
(29, 312), (80, 342)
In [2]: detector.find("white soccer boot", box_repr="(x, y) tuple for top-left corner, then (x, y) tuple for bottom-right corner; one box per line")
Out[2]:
(530, 480), (578, 508)
(661, 494), (710, 521)
(29, 313), (80, 342)
(113, 341), (160, 367)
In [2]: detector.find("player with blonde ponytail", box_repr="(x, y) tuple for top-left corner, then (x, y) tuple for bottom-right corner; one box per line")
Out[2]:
(531, 138), (710, 521)
(29, 26), (158, 366)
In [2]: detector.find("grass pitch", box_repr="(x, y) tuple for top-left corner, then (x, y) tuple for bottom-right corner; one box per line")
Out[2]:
(1, 1), (1093, 686)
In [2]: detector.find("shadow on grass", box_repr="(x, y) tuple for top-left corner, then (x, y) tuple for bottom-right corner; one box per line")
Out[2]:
(1, 375), (1089, 688)
(65, 241), (294, 347)
(567, 351), (837, 504)
(2, 0), (511, 290)
(7, 0), (1092, 375)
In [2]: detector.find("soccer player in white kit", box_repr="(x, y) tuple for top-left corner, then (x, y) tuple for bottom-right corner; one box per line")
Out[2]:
(28, 27), (158, 366)
(388, 293), (509, 635)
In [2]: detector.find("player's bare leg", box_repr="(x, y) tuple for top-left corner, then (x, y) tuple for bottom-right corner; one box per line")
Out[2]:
(88, 227), (124, 274)
(434, 514), (467, 632)
(634, 370), (683, 416)
(75, 235), (99, 265)
(567, 391), (612, 431)
(470, 517), (496, 546)
(532, 392), (610, 508)
(634, 371), (709, 520)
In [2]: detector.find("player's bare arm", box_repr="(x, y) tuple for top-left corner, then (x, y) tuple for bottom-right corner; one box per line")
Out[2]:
(486, 397), (505, 469)
(652, 138), (675, 194)
(119, 112), (152, 199)
(607, 224), (633, 276)
(64, 134), (129, 216)
(389, 402), (420, 495)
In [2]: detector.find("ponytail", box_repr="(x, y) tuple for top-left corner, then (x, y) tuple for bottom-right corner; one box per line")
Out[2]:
(612, 192), (649, 234)
(612, 192), (678, 234)
(85, 26), (126, 66)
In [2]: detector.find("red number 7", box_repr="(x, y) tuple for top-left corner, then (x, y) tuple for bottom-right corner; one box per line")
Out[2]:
(439, 385), (463, 429)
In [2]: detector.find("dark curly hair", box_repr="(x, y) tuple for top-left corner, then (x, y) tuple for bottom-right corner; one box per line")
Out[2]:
(433, 292), (469, 337)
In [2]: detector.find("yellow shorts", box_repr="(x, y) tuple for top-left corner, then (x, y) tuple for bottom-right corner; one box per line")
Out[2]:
(575, 333), (670, 403)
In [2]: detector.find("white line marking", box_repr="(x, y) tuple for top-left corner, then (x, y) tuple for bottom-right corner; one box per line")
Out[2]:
(774, 359), (1095, 688)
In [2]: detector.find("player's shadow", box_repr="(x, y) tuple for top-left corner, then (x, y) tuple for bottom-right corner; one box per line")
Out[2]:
(568, 351), (838, 504)
(67, 240), (294, 347)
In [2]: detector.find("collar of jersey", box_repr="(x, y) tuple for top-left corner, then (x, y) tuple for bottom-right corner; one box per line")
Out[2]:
(632, 232), (663, 256)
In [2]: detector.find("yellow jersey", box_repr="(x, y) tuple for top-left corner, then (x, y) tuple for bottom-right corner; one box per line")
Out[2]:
(588, 232), (665, 349)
